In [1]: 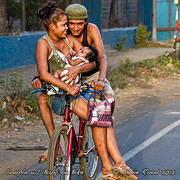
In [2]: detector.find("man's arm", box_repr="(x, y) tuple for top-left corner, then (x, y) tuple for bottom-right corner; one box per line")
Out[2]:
(89, 23), (107, 81)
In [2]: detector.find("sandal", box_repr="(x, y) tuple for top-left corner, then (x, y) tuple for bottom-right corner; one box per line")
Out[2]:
(38, 149), (48, 163)
(111, 164), (138, 180)
(100, 172), (121, 180)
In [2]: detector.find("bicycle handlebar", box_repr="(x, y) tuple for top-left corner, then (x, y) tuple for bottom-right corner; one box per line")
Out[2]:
(30, 83), (100, 95)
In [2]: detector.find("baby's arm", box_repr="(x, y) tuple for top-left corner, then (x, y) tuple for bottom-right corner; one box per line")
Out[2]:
(68, 57), (85, 66)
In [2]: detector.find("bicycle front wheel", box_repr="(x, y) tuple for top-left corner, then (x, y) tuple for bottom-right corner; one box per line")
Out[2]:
(46, 126), (72, 180)
(80, 126), (99, 180)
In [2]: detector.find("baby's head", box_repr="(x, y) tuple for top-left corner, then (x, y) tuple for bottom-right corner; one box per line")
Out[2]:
(77, 46), (98, 61)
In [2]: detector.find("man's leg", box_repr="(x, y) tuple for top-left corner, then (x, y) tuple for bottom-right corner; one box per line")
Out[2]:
(37, 92), (54, 137)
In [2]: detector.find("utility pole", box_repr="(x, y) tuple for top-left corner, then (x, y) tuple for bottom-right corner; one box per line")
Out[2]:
(21, 0), (26, 32)
(152, 0), (157, 41)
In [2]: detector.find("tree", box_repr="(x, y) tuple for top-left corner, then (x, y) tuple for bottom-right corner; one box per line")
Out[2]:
(0, 0), (7, 33)
(108, 0), (116, 28)
(7, 0), (21, 32)
(21, 0), (26, 32)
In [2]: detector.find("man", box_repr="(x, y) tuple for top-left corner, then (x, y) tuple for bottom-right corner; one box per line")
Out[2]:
(32, 3), (138, 179)
(64, 4), (138, 179)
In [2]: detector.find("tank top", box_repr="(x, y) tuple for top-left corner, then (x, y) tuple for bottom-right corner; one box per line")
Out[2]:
(43, 34), (72, 74)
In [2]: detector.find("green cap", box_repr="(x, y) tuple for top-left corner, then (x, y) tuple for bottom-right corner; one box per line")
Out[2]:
(65, 4), (88, 20)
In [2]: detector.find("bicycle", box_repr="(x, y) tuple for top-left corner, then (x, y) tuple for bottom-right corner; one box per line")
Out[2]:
(31, 83), (100, 180)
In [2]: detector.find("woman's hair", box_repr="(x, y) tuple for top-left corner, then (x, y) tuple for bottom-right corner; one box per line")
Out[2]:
(37, 0), (65, 30)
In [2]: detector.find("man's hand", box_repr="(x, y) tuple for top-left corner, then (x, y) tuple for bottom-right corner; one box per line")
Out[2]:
(61, 66), (80, 85)
(31, 77), (42, 89)
(91, 80), (105, 92)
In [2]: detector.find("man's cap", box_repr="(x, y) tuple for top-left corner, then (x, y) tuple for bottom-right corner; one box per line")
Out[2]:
(65, 4), (88, 20)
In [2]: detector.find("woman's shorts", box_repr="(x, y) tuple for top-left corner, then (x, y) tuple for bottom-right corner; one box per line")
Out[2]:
(51, 92), (91, 116)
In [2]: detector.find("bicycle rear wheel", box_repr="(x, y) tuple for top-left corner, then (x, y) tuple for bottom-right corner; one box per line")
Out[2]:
(80, 126), (99, 180)
(46, 126), (72, 180)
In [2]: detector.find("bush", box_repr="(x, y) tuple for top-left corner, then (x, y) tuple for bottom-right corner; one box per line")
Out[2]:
(135, 24), (151, 48)
(115, 36), (127, 51)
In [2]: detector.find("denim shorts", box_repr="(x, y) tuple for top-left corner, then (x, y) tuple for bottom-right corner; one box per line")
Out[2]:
(51, 92), (91, 116)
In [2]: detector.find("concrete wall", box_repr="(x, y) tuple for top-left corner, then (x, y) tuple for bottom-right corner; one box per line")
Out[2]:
(102, 27), (137, 49)
(0, 32), (46, 70)
(0, 28), (137, 70)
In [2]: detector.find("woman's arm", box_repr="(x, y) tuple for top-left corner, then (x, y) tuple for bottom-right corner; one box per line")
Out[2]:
(35, 38), (80, 96)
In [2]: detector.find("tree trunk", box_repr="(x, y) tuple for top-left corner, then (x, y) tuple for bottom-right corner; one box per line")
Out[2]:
(0, 0), (7, 33)
(21, 0), (26, 32)
(108, 0), (116, 28)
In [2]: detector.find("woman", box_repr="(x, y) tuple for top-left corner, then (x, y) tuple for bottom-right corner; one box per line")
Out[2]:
(35, 0), (95, 162)
(34, 1), (138, 179)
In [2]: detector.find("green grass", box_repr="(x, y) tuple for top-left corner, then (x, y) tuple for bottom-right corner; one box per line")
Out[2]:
(107, 51), (180, 89)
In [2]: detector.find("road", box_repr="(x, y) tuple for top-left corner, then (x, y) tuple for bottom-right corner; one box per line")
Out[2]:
(4, 98), (180, 180)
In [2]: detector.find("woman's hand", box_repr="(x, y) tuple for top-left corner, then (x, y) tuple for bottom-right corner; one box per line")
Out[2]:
(31, 77), (42, 89)
(61, 66), (80, 85)
(66, 84), (80, 97)
(91, 80), (105, 92)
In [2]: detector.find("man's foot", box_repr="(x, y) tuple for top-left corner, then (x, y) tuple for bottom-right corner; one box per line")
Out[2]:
(38, 149), (48, 163)
(111, 163), (138, 180)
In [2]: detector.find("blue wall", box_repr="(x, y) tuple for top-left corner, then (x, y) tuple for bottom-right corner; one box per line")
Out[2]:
(102, 27), (137, 49)
(0, 28), (137, 70)
(0, 32), (46, 70)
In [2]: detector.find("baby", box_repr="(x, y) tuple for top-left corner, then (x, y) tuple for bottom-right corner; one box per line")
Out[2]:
(47, 46), (98, 95)
(58, 46), (97, 84)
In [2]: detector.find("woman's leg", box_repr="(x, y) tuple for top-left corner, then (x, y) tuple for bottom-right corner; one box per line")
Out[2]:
(37, 92), (54, 137)
(70, 97), (113, 173)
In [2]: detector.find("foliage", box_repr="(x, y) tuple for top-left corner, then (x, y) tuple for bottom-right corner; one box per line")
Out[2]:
(6, 0), (21, 32)
(0, 72), (40, 129)
(135, 24), (151, 48)
(107, 51), (180, 89)
(25, 0), (46, 31)
(115, 36), (127, 51)
(6, 0), (73, 32)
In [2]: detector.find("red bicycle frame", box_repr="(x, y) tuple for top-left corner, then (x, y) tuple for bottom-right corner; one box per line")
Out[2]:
(62, 105), (85, 164)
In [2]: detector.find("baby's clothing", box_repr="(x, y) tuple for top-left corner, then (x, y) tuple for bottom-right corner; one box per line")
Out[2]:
(61, 56), (89, 85)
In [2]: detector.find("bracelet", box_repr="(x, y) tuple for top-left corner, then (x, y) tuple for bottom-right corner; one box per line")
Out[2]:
(32, 76), (40, 82)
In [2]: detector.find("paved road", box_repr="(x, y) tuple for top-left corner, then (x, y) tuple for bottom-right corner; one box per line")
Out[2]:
(111, 99), (180, 180)
(6, 98), (180, 180)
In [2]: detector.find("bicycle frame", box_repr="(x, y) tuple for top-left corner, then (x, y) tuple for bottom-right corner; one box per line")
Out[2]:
(62, 103), (86, 165)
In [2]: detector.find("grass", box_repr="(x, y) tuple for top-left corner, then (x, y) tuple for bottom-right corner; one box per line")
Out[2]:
(0, 72), (40, 129)
(107, 51), (180, 89)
